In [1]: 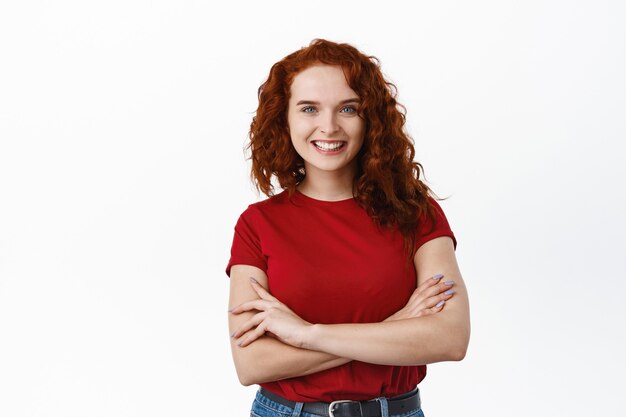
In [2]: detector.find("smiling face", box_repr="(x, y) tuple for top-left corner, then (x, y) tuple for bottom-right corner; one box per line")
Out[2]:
(287, 65), (365, 180)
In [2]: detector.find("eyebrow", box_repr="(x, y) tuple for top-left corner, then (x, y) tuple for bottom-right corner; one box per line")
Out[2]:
(295, 98), (360, 106)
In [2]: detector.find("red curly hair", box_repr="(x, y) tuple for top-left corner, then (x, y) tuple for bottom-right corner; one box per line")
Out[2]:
(247, 39), (438, 260)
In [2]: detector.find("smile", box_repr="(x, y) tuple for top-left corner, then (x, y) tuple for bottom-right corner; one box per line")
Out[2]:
(312, 141), (346, 152)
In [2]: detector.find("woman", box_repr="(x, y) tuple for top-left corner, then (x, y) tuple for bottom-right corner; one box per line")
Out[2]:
(226, 39), (470, 417)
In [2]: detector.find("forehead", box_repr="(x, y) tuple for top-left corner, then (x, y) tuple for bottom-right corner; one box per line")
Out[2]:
(289, 65), (358, 101)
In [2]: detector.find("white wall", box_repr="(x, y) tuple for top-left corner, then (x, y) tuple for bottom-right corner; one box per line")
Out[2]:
(1, 1), (624, 416)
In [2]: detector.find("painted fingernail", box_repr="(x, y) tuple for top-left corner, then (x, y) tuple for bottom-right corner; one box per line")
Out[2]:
(230, 331), (235, 338)
(249, 277), (258, 283)
(432, 274), (444, 280)
(444, 289), (455, 295)
(435, 300), (445, 308)
(444, 280), (455, 286)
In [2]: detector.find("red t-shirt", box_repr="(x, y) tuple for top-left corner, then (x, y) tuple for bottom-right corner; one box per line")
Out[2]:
(226, 189), (456, 402)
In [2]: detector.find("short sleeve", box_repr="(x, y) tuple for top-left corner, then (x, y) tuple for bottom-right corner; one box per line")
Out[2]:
(225, 208), (268, 277)
(413, 198), (457, 255)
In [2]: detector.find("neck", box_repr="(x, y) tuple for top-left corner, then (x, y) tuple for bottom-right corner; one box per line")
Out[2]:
(297, 165), (357, 201)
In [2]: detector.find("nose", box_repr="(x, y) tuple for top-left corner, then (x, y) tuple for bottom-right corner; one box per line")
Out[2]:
(319, 111), (340, 135)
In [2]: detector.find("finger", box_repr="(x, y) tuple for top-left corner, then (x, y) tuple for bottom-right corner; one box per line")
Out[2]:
(430, 300), (446, 313)
(413, 298), (447, 318)
(420, 289), (456, 310)
(413, 273), (445, 296)
(237, 323), (267, 347)
(230, 299), (273, 314)
(231, 312), (266, 339)
(249, 277), (278, 301)
(407, 274), (444, 303)
(417, 280), (455, 301)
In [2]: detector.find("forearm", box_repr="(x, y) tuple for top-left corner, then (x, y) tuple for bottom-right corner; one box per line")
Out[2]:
(228, 265), (350, 385)
(231, 336), (350, 386)
(303, 314), (470, 366)
(301, 256), (470, 366)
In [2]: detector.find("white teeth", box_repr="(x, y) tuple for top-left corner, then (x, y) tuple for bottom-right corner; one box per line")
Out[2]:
(314, 142), (344, 151)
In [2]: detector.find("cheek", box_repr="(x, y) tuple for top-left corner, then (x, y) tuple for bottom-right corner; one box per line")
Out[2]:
(288, 119), (317, 141)
(348, 120), (365, 142)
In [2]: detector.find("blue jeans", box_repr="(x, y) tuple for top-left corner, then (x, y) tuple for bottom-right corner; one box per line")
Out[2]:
(250, 389), (425, 417)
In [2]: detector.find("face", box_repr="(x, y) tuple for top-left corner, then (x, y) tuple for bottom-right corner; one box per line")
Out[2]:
(287, 65), (365, 178)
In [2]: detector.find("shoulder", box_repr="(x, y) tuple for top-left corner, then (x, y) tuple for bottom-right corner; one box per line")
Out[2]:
(426, 196), (448, 218)
(237, 189), (293, 220)
(420, 195), (453, 221)
(414, 196), (457, 252)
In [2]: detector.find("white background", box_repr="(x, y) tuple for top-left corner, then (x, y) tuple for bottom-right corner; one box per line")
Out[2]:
(1, 1), (625, 416)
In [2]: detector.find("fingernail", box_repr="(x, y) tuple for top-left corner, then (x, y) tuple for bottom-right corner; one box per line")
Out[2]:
(444, 289), (455, 295)
(249, 277), (258, 283)
(444, 280), (455, 286)
(432, 274), (444, 280)
(230, 331), (235, 338)
(435, 300), (445, 308)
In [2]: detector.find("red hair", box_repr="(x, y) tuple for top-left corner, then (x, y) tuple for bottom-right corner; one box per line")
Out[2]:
(247, 39), (437, 260)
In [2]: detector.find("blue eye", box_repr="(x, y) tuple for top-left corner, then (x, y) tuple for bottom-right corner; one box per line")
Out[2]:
(341, 106), (357, 113)
(301, 106), (316, 113)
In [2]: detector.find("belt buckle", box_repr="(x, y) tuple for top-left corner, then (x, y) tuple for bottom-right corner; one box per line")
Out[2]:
(328, 400), (363, 417)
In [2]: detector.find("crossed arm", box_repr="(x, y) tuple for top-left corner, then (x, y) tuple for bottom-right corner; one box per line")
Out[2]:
(227, 267), (352, 386)
(227, 236), (470, 386)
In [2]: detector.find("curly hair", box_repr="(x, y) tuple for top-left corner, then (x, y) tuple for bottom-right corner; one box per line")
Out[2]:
(246, 38), (438, 260)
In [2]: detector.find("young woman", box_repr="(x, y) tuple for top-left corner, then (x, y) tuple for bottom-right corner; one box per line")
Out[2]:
(226, 39), (470, 417)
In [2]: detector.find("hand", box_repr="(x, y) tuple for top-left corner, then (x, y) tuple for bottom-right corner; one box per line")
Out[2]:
(384, 274), (456, 322)
(230, 278), (312, 348)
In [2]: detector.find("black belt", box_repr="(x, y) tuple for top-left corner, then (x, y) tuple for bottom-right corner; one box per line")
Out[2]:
(259, 387), (421, 417)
